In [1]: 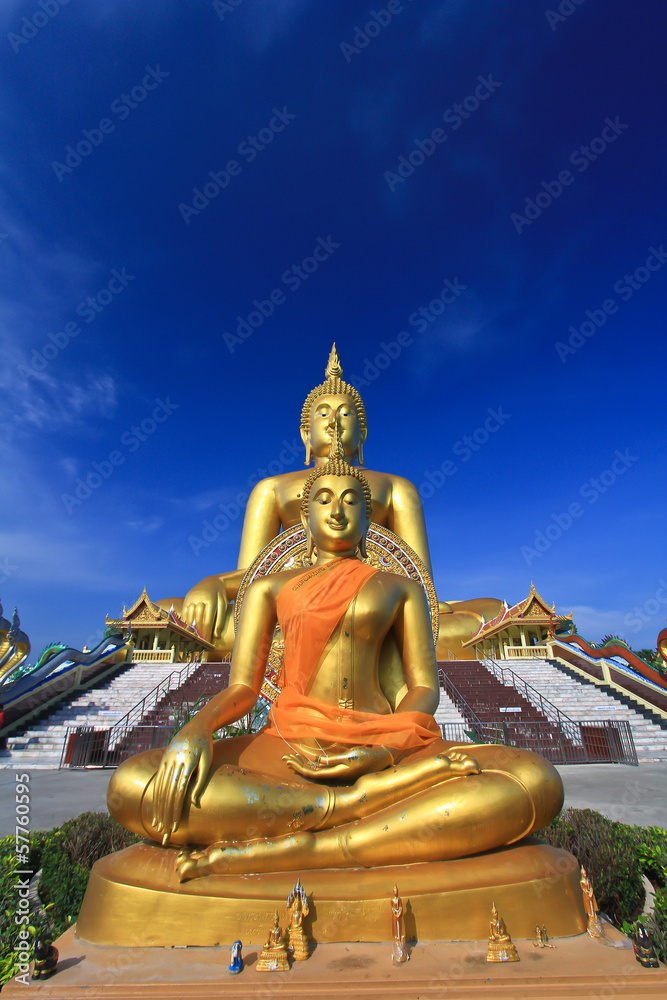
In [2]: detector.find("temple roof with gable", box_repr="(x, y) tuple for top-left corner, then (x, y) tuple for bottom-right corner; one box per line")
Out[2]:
(106, 587), (214, 649)
(462, 582), (573, 647)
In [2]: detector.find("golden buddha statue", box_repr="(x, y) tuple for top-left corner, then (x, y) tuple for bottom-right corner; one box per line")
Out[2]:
(486, 903), (519, 962)
(79, 434), (587, 947)
(256, 910), (290, 972)
(108, 439), (562, 879)
(158, 344), (501, 658)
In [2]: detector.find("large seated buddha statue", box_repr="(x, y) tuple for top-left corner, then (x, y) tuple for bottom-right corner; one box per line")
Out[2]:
(80, 435), (586, 946)
(157, 345), (502, 658)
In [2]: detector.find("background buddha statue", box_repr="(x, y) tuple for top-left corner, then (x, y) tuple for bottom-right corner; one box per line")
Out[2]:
(157, 344), (502, 657)
(109, 439), (563, 877)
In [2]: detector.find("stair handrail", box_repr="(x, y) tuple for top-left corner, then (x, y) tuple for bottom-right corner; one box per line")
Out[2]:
(438, 667), (487, 735)
(480, 656), (584, 745)
(104, 659), (206, 747)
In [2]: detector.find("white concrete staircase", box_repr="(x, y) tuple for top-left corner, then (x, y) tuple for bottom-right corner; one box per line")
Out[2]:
(434, 685), (469, 729)
(1, 661), (180, 768)
(504, 657), (667, 763)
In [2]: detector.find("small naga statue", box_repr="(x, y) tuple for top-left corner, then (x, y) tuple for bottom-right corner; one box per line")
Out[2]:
(286, 878), (310, 961)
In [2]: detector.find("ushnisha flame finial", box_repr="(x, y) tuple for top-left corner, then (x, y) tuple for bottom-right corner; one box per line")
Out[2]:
(325, 342), (344, 380)
(300, 345), (367, 465)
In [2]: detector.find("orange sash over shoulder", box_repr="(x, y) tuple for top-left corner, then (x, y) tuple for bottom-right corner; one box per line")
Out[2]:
(264, 558), (441, 752)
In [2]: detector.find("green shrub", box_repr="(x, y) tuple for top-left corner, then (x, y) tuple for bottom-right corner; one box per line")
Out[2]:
(0, 813), (139, 986)
(37, 813), (140, 932)
(538, 807), (645, 925)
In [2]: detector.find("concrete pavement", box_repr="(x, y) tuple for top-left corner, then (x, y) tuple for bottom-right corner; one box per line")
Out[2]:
(1, 762), (666, 838)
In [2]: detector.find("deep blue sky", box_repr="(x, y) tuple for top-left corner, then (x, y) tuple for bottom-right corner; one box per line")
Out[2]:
(1, 0), (665, 660)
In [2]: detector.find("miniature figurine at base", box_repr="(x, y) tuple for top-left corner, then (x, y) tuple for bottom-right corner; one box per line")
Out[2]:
(257, 911), (290, 973)
(487, 903), (519, 963)
(391, 883), (409, 964)
(228, 940), (243, 975)
(632, 922), (659, 969)
(580, 866), (606, 939)
(286, 879), (311, 961)
(533, 924), (555, 949)
(32, 940), (58, 980)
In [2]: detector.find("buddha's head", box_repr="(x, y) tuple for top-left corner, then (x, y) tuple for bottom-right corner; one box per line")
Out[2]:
(300, 425), (372, 559)
(300, 343), (367, 466)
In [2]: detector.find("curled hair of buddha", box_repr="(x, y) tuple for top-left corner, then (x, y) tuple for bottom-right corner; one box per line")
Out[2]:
(300, 424), (373, 524)
(300, 343), (367, 464)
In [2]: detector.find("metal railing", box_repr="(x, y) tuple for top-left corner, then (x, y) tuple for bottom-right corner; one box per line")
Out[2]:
(438, 666), (637, 764)
(440, 718), (637, 765)
(480, 656), (575, 729)
(59, 658), (229, 767)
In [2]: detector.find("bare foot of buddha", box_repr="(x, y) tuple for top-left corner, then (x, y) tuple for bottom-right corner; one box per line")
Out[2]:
(176, 845), (230, 881)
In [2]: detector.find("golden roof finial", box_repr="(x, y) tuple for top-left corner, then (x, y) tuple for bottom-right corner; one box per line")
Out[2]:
(325, 342), (343, 380)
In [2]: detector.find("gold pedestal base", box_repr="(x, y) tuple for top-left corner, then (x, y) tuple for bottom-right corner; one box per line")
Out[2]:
(76, 838), (587, 946)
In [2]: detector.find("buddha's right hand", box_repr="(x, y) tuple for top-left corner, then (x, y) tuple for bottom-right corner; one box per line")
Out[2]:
(182, 575), (226, 643)
(152, 723), (213, 845)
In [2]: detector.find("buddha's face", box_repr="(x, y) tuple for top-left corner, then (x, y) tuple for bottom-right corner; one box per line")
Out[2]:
(303, 394), (365, 461)
(305, 474), (369, 554)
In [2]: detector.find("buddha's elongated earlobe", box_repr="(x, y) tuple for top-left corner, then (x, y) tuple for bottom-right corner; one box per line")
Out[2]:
(300, 427), (312, 466)
(357, 426), (367, 466)
(300, 510), (315, 562)
(358, 519), (370, 559)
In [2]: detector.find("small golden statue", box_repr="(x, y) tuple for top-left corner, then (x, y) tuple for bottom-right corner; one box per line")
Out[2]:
(391, 883), (409, 964)
(256, 910), (290, 973)
(486, 903), (519, 963)
(580, 866), (605, 939)
(286, 878), (310, 961)
(533, 924), (555, 949)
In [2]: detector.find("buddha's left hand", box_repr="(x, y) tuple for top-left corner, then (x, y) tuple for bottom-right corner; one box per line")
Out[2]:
(283, 745), (394, 780)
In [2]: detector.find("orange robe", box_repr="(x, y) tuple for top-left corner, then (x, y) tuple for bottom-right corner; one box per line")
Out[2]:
(264, 558), (441, 751)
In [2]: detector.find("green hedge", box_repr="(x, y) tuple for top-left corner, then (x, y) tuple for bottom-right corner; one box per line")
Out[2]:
(0, 812), (139, 987)
(537, 807), (667, 962)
